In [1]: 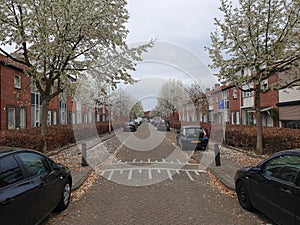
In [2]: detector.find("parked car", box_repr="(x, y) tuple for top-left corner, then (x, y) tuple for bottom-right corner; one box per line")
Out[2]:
(151, 117), (160, 127)
(157, 119), (170, 131)
(0, 147), (72, 225)
(176, 126), (208, 150)
(234, 150), (300, 225)
(123, 121), (137, 132)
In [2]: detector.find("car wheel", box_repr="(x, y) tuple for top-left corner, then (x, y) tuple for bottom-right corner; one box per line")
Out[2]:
(236, 180), (254, 211)
(54, 180), (72, 212)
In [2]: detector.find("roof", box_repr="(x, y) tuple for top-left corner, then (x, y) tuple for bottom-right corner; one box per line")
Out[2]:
(0, 53), (27, 71)
(0, 147), (41, 158)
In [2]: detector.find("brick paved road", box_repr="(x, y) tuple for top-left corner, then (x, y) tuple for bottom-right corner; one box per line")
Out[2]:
(47, 122), (272, 225)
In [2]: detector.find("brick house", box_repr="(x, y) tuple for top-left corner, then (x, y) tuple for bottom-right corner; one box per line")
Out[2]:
(205, 73), (280, 127)
(0, 53), (108, 131)
(277, 71), (300, 129)
(0, 54), (31, 130)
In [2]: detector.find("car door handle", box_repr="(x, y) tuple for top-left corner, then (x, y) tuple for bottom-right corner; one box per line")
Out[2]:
(1, 197), (14, 205)
(281, 188), (292, 194)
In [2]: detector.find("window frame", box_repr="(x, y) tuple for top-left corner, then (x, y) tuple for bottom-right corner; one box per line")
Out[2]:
(16, 152), (51, 178)
(262, 154), (300, 184)
(14, 74), (22, 89)
(0, 155), (25, 189)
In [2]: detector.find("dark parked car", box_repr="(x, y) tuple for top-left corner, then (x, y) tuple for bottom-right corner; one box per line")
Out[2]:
(0, 147), (72, 225)
(123, 121), (137, 132)
(157, 119), (170, 131)
(234, 150), (300, 225)
(176, 126), (208, 150)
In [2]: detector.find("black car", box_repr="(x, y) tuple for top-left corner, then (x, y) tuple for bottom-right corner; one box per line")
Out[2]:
(123, 121), (137, 132)
(176, 126), (208, 150)
(234, 150), (300, 225)
(0, 147), (72, 225)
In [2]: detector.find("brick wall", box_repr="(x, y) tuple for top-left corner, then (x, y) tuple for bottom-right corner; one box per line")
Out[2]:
(0, 63), (31, 130)
(260, 74), (279, 109)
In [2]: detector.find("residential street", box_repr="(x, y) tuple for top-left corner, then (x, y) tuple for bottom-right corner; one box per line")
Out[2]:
(46, 122), (273, 225)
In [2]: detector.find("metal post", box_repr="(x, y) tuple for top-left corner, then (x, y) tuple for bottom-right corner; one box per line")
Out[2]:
(81, 143), (88, 167)
(214, 143), (221, 166)
(108, 82), (111, 133)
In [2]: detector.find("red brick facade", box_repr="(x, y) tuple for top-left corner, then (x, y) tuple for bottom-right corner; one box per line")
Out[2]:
(0, 55), (31, 130)
(206, 75), (280, 127)
(0, 53), (108, 131)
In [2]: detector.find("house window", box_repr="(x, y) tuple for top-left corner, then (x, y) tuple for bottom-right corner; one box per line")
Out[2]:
(84, 114), (88, 123)
(53, 111), (57, 125)
(261, 80), (268, 92)
(14, 75), (21, 89)
(7, 107), (16, 130)
(77, 112), (82, 124)
(59, 102), (67, 124)
(47, 111), (52, 125)
(20, 108), (26, 129)
(222, 90), (229, 109)
(242, 89), (254, 98)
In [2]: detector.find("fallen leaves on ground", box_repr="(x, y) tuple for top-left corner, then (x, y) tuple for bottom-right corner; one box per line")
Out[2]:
(207, 170), (236, 196)
(71, 171), (98, 202)
(48, 145), (97, 202)
(221, 147), (266, 167)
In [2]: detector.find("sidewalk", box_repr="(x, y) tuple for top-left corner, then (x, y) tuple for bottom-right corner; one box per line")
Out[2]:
(194, 145), (265, 191)
(49, 131), (117, 191)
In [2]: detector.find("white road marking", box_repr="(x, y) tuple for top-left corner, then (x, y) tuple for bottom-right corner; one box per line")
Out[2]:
(167, 169), (173, 180)
(128, 169), (133, 179)
(186, 171), (194, 181)
(99, 159), (206, 182)
(107, 170), (114, 181)
(148, 169), (152, 180)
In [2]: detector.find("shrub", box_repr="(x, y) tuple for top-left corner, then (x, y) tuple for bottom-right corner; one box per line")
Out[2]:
(171, 121), (300, 154)
(0, 122), (110, 153)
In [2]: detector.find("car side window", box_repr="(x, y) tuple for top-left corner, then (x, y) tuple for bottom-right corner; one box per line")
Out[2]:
(263, 155), (300, 184)
(18, 152), (51, 177)
(0, 156), (24, 188)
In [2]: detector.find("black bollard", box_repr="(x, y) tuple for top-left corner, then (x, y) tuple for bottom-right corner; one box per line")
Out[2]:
(81, 143), (88, 167)
(214, 144), (221, 166)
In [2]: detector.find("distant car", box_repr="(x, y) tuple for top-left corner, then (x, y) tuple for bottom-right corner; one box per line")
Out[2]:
(176, 126), (208, 150)
(123, 121), (137, 132)
(151, 117), (160, 127)
(0, 148), (72, 225)
(234, 150), (300, 225)
(157, 119), (170, 131)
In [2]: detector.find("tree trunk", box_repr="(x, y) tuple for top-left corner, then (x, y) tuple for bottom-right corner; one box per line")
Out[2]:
(41, 98), (50, 152)
(255, 80), (264, 154)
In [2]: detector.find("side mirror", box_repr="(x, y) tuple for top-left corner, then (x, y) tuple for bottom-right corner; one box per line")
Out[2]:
(249, 166), (261, 173)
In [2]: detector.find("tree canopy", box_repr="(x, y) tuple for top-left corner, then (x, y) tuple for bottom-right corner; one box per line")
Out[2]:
(207, 0), (300, 88)
(206, 0), (300, 153)
(0, 0), (153, 135)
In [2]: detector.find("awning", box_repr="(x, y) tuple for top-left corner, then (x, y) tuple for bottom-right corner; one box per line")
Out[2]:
(279, 105), (300, 120)
(247, 106), (273, 113)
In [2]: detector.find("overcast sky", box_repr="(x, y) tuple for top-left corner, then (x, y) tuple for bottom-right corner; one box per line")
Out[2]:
(123, 0), (223, 110)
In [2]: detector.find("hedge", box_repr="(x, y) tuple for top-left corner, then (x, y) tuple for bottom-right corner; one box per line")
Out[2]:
(170, 121), (300, 154)
(1, 121), (299, 154)
(0, 122), (110, 153)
